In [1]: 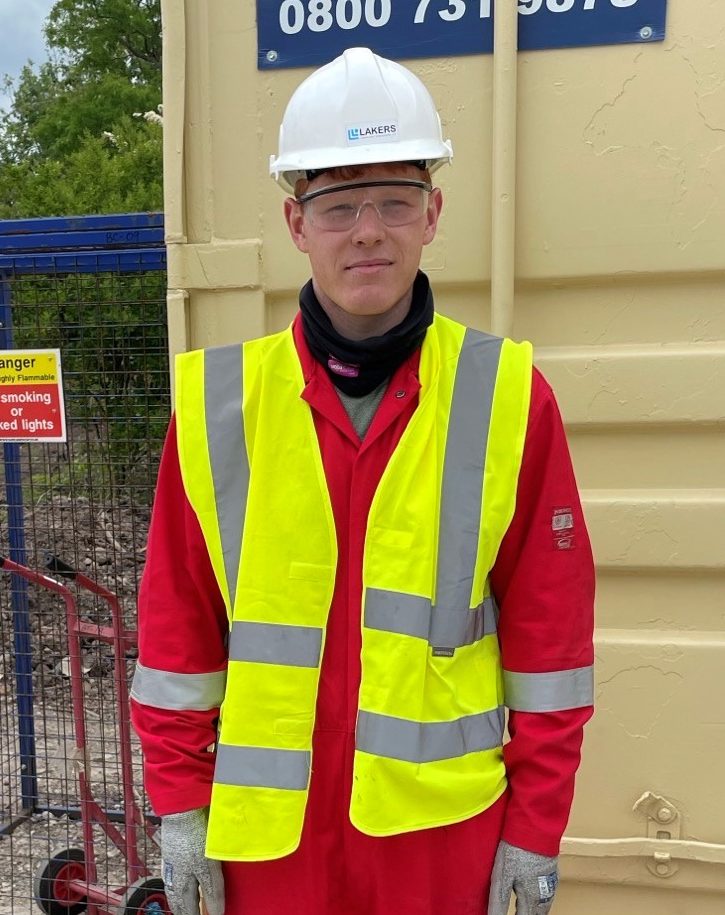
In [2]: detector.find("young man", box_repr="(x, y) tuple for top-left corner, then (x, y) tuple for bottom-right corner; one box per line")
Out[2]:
(131, 48), (594, 915)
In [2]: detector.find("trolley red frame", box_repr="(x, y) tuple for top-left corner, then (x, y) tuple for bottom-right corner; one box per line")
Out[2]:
(1, 554), (167, 915)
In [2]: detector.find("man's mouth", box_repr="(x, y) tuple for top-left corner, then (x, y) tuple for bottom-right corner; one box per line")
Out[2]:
(346, 259), (392, 271)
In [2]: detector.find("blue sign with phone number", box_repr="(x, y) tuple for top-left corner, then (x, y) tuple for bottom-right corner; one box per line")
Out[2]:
(257, 0), (667, 69)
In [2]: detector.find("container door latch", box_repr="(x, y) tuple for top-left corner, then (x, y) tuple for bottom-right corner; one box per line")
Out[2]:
(633, 791), (681, 878)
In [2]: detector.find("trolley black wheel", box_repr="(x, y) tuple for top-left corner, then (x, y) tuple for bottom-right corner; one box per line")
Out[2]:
(33, 848), (88, 915)
(116, 878), (170, 915)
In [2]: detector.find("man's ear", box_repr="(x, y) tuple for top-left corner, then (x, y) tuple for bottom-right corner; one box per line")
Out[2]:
(284, 197), (309, 253)
(422, 187), (443, 246)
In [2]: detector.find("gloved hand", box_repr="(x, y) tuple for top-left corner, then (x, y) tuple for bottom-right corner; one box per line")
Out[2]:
(487, 840), (558, 915)
(160, 807), (224, 915)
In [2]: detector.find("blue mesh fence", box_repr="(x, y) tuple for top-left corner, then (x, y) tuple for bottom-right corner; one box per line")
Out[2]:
(0, 215), (169, 915)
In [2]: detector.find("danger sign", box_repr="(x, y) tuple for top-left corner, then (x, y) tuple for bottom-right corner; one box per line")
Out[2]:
(0, 349), (67, 443)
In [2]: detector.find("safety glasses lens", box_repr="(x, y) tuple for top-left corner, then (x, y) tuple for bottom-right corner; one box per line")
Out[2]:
(304, 185), (427, 231)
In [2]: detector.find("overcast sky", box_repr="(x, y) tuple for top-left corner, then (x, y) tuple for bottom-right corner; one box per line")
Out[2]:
(0, 0), (56, 112)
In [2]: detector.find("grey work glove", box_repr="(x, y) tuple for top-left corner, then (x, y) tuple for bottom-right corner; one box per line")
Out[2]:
(487, 840), (558, 915)
(161, 808), (224, 915)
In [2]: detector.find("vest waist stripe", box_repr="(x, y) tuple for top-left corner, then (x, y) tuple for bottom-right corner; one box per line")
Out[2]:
(356, 707), (505, 764)
(365, 589), (497, 648)
(228, 620), (323, 667)
(131, 662), (226, 711)
(435, 331), (502, 611)
(205, 345), (247, 609)
(214, 744), (310, 790)
(503, 665), (594, 712)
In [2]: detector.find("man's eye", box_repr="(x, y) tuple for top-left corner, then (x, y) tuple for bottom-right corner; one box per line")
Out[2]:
(381, 199), (414, 215)
(322, 203), (356, 217)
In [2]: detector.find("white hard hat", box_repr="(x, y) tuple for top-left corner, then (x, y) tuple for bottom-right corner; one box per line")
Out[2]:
(270, 47), (453, 193)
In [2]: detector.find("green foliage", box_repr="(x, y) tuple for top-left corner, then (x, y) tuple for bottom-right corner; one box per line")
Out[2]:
(0, 0), (162, 216)
(46, 0), (161, 84)
(0, 115), (163, 218)
(2, 68), (160, 163)
(0, 63), (62, 162)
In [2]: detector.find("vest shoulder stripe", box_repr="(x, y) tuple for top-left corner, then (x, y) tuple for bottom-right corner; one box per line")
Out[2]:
(364, 589), (497, 649)
(356, 707), (504, 764)
(436, 329), (502, 611)
(131, 662), (226, 711)
(229, 620), (323, 668)
(503, 665), (594, 712)
(204, 344), (247, 610)
(214, 744), (310, 790)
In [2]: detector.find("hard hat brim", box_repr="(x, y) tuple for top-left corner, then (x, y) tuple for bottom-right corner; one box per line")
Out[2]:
(270, 139), (453, 194)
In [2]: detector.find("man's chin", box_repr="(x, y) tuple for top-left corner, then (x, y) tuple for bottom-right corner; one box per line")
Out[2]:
(338, 284), (402, 316)
(338, 297), (399, 318)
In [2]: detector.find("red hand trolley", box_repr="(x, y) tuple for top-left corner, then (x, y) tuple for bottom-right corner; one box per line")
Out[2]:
(0, 553), (169, 915)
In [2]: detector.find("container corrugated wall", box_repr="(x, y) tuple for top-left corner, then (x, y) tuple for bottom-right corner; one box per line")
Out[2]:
(161, 0), (725, 909)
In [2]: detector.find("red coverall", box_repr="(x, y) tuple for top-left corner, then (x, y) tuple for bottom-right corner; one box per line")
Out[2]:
(132, 317), (595, 915)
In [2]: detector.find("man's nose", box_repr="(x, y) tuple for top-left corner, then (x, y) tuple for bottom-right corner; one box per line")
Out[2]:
(351, 202), (386, 243)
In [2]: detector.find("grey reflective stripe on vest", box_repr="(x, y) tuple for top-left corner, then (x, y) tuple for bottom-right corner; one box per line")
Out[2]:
(229, 620), (323, 668)
(365, 589), (497, 649)
(130, 662), (226, 711)
(364, 329), (502, 651)
(503, 665), (594, 712)
(214, 744), (310, 790)
(205, 344), (247, 609)
(437, 329), (502, 611)
(357, 707), (504, 763)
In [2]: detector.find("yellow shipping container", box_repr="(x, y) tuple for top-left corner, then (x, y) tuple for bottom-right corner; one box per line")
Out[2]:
(159, 0), (725, 910)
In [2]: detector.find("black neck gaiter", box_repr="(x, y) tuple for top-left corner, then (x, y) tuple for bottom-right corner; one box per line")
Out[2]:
(299, 271), (434, 396)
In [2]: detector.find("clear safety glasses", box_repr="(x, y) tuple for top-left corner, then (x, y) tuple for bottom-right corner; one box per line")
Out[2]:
(296, 179), (432, 232)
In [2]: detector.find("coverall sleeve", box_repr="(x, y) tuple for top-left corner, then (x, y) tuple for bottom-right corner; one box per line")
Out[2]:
(490, 368), (595, 857)
(130, 416), (229, 816)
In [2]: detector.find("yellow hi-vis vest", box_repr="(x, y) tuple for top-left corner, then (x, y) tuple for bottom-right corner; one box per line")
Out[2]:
(174, 312), (532, 862)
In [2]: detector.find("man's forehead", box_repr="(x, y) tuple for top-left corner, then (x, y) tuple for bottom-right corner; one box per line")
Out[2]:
(310, 162), (423, 190)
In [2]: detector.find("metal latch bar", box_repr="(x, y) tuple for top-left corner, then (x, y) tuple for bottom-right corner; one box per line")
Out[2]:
(561, 836), (725, 866)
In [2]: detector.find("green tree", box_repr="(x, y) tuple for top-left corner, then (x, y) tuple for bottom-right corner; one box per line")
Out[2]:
(0, 0), (162, 215)
(0, 114), (162, 218)
(2, 65), (160, 164)
(46, 0), (161, 83)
